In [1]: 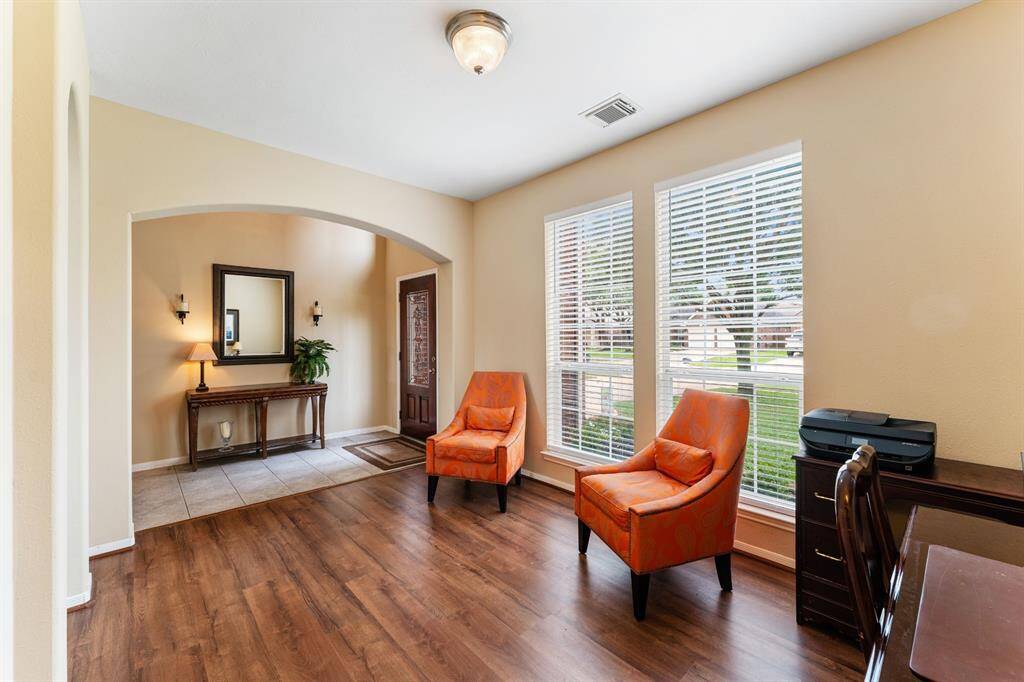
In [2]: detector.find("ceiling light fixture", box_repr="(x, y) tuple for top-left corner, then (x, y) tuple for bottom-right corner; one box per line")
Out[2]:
(445, 10), (512, 76)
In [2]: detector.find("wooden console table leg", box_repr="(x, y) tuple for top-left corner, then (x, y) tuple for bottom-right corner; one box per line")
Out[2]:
(259, 398), (269, 459)
(188, 405), (199, 471)
(318, 391), (326, 449)
(311, 395), (319, 443)
(254, 401), (260, 448)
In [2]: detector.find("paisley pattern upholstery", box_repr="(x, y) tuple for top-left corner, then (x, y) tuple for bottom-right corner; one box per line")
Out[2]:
(653, 438), (713, 485)
(580, 470), (689, 530)
(466, 405), (515, 432)
(426, 371), (526, 485)
(575, 388), (750, 574)
(433, 429), (504, 463)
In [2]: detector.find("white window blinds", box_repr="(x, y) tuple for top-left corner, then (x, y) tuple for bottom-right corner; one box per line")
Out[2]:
(655, 147), (803, 506)
(545, 197), (635, 461)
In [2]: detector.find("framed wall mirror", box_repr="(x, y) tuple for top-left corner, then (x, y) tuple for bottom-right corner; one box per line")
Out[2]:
(212, 264), (294, 365)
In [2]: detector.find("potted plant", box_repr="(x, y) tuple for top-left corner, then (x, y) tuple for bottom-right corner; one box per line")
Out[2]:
(290, 337), (336, 384)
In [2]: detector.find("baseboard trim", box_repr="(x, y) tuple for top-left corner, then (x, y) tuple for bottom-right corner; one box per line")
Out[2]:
(66, 573), (92, 609)
(132, 426), (399, 473)
(733, 540), (795, 571)
(324, 425), (397, 440)
(132, 456), (187, 472)
(89, 535), (135, 558)
(521, 468), (573, 493)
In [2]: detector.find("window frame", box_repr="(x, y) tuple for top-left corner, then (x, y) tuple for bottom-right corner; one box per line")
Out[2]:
(654, 142), (803, 513)
(543, 192), (636, 465)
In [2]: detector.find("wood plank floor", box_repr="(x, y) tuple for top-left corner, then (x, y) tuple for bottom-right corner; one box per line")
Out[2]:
(69, 467), (865, 681)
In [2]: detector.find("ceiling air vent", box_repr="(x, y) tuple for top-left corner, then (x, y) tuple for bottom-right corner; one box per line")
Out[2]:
(580, 94), (641, 128)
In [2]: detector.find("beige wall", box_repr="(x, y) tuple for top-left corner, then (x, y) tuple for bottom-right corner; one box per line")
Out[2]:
(11, 0), (91, 678)
(90, 98), (474, 548)
(384, 243), (439, 430)
(472, 1), (1023, 562)
(132, 212), (396, 464)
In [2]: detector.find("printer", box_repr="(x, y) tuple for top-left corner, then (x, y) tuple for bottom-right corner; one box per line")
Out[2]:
(799, 408), (936, 474)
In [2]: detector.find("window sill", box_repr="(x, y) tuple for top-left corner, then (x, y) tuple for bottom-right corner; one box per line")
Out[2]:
(541, 448), (612, 469)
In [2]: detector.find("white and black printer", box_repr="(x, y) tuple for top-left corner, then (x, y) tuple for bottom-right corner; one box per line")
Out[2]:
(798, 408), (936, 474)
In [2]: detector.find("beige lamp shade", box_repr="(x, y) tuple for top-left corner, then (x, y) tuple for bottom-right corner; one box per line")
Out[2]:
(187, 342), (217, 362)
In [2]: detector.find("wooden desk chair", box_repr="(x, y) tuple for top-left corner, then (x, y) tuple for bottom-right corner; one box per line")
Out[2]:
(834, 445), (899, 662)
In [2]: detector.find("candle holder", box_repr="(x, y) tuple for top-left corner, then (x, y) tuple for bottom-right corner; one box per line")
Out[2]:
(217, 420), (234, 452)
(175, 294), (190, 324)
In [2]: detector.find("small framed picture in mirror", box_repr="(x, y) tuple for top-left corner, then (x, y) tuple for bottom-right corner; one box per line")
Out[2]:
(225, 309), (239, 345)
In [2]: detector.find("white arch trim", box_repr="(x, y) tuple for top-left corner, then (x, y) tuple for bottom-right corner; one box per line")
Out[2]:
(131, 204), (451, 264)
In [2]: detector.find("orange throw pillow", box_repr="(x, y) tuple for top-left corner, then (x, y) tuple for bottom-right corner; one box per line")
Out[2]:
(654, 437), (713, 485)
(466, 405), (515, 432)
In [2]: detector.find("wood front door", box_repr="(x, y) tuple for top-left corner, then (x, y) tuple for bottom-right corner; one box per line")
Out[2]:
(399, 274), (437, 440)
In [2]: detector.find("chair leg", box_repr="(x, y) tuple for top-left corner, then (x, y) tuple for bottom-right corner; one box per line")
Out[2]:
(715, 552), (733, 592)
(427, 475), (439, 503)
(578, 519), (591, 554)
(496, 484), (508, 513)
(631, 571), (651, 621)
(514, 468), (522, 486)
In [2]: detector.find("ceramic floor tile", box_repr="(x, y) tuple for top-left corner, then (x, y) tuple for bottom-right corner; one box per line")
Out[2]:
(176, 466), (244, 517)
(132, 470), (188, 530)
(264, 453), (333, 492)
(337, 430), (396, 446)
(223, 466), (291, 505)
(298, 449), (377, 484)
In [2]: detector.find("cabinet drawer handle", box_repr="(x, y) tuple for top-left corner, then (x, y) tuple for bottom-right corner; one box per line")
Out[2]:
(813, 491), (835, 503)
(814, 548), (843, 563)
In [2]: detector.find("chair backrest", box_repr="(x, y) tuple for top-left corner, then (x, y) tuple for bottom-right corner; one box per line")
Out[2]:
(834, 445), (898, 662)
(457, 371), (526, 423)
(657, 389), (750, 474)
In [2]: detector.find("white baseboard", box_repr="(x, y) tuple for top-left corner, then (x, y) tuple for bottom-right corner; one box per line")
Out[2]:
(132, 456), (188, 472)
(89, 535), (134, 557)
(325, 424), (397, 440)
(521, 468), (573, 492)
(131, 425), (399, 473)
(733, 540), (795, 570)
(66, 573), (92, 609)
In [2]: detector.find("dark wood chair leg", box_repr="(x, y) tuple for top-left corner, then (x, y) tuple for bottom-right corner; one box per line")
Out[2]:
(427, 475), (439, 503)
(514, 468), (522, 486)
(631, 571), (651, 621)
(715, 552), (733, 592)
(496, 484), (508, 513)
(578, 519), (591, 554)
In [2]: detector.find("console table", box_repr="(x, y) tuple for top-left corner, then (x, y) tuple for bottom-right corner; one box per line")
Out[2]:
(185, 382), (327, 470)
(794, 452), (1024, 641)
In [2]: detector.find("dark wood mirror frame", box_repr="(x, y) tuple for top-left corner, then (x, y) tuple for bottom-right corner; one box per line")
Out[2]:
(212, 264), (295, 365)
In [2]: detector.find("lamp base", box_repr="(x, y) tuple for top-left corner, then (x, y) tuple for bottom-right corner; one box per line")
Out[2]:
(196, 384), (210, 392)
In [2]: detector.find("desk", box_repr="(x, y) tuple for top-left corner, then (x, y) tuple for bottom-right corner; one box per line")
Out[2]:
(870, 506), (1024, 680)
(794, 454), (1024, 639)
(185, 382), (327, 470)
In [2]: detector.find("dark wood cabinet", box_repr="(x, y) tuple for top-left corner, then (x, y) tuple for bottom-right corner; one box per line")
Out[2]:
(794, 453), (1024, 641)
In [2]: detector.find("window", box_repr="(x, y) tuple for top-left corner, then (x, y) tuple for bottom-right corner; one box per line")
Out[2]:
(655, 144), (803, 508)
(545, 196), (634, 461)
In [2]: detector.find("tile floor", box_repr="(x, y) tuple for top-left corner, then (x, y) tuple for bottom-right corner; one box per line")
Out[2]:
(132, 430), (402, 531)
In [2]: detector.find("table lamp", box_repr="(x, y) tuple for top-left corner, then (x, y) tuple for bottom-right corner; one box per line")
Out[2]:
(187, 342), (217, 392)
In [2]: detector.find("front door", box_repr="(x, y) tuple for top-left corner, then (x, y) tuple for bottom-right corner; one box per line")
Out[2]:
(399, 274), (437, 440)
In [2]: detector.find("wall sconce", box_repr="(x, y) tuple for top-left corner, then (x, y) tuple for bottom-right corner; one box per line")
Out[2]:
(312, 300), (323, 327)
(175, 294), (190, 324)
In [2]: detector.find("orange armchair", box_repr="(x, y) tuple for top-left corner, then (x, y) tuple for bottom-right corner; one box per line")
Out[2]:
(575, 389), (750, 620)
(426, 371), (526, 512)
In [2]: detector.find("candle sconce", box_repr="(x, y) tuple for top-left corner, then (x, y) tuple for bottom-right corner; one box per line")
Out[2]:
(312, 300), (323, 327)
(175, 294), (190, 324)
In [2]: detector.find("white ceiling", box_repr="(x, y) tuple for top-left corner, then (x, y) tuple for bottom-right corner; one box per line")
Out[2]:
(81, 1), (974, 200)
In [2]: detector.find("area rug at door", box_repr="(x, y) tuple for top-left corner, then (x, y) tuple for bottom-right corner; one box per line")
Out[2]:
(344, 436), (425, 471)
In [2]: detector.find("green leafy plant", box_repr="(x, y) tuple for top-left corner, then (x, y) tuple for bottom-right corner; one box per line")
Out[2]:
(290, 337), (336, 384)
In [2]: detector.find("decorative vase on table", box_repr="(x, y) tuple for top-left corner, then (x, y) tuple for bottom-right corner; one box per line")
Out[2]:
(290, 337), (336, 384)
(217, 420), (234, 452)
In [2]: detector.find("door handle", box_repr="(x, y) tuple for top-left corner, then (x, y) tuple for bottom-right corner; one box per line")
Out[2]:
(813, 491), (835, 503)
